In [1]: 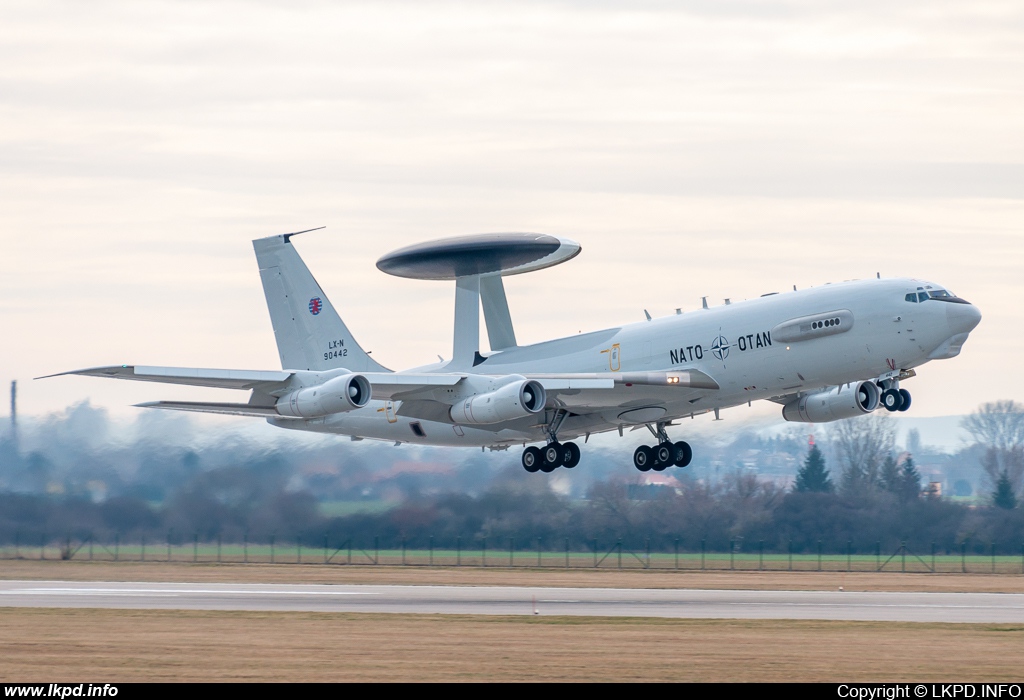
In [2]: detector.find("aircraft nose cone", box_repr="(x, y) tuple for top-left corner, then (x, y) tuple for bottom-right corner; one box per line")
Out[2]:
(949, 302), (982, 335)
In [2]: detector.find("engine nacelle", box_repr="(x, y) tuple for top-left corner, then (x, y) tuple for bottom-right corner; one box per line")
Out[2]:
(276, 373), (372, 418)
(449, 379), (547, 425)
(782, 381), (880, 423)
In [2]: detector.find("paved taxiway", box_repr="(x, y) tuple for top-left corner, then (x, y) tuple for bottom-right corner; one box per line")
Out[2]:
(2, 581), (1024, 622)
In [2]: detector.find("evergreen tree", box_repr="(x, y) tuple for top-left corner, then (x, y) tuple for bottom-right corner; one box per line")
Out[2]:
(898, 455), (922, 502)
(794, 444), (833, 493)
(993, 470), (1018, 510)
(879, 454), (901, 494)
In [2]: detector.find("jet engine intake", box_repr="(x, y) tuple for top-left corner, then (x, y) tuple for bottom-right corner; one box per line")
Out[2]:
(782, 381), (880, 423)
(450, 379), (547, 425)
(276, 373), (372, 418)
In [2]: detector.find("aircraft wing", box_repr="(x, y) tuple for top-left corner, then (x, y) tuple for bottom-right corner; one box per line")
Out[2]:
(38, 365), (293, 390)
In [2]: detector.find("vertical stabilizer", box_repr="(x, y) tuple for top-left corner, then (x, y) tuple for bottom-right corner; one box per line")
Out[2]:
(253, 234), (389, 372)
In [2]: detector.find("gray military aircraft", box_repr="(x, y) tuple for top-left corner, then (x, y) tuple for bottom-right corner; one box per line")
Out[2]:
(47, 231), (981, 473)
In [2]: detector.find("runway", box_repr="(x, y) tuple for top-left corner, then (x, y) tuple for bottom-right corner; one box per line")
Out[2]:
(2, 580), (1024, 622)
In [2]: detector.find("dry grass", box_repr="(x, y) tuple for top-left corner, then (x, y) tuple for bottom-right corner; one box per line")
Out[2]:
(2, 607), (1022, 682)
(3, 559), (1024, 592)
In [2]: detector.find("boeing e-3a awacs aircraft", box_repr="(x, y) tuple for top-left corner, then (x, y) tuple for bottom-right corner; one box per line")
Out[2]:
(47, 231), (982, 473)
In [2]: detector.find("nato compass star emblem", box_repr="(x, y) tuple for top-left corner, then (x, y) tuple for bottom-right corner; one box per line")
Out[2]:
(308, 297), (323, 315)
(711, 334), (732, 361)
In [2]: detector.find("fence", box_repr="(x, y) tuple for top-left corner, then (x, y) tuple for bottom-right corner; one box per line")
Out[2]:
(3, 534), (1024, 574)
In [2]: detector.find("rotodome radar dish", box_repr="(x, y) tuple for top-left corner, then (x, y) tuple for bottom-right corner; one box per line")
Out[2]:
(375, 232), (581, 280)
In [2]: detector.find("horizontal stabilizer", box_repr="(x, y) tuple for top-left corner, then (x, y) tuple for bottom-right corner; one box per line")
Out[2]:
(135, 401), (294, 418)
(38, 365), (293, 390)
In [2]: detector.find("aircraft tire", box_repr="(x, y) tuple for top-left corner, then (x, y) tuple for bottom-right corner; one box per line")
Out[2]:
(633, 445), (653, 472)
(562, 442), (581, 469)
(897, 389), (912, 412)
(522, 447), (542, 473)
(881, 388), (903, 412)
(655, 442), (673, 466)
(673, 441), (693, 468)
(542, 442), (563, 472)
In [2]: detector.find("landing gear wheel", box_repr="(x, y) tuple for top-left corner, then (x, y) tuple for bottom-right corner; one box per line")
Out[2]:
(897, 389), (912, 412)
(654, 442), (673, 466)
(633, 445), (653, 471)
(562, 442), (581, 469)
(541, 442), (563, 472)
(881, 388), (904, 412)
(673, 441), (693, 468)
(522, 446), (542, 473)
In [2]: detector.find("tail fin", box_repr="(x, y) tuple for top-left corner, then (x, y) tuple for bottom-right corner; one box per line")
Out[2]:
(253, 233), (389, 373)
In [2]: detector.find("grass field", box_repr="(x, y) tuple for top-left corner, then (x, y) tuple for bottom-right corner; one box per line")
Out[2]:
(3, 560), (1024, 681)
(2, 608), (1023, 682)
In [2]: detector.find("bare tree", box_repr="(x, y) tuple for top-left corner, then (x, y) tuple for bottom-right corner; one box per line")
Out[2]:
(829, 413), (897, 493)
(962, 401), (1024, 493)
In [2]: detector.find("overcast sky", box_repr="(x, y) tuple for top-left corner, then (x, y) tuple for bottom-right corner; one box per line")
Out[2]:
(2, 0), (1022, 424)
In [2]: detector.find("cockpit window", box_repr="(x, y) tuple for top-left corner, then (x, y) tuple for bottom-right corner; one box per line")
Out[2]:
(905, 293), (918, 303)
(917, 291), (929, 303)
(927, 288), (971, 304)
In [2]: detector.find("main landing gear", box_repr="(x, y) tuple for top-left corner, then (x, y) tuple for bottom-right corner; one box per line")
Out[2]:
(522, 441), (581, 473)
(879, 379), (912, 413)
(522, 408), (581, 473)
(633, 422), (692, 472)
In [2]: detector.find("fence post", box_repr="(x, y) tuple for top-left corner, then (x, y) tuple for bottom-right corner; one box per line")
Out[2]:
(89, 535), (93, 562)
(402, 537), (406, 566)
(646, 538), (651, 570)
(457, 536), (461, 567)
(347, 538), (352, 565)
(509, 537), (514, 567)
(482, 537), (486, 567)
(992, 542), (996, 574)
(617, 538), (622, 570)
(788, 539), (792, 571)
(674, 538), (679, 571)
(594, 539), (598, 568)
(817, 540), (822, 572)
(876, 541), (881, 571)
(701, 539), (706, 570)
(847, 540), (852, 573)
(324, 532), (329, 565)
(141, 534), (145, 563)
(374, 536), (379, 565)
(193, 533), (198, 563)
(244, 530), (248, 564)
(962, 541), (967, 573)
(759, 540), (764, 571)
(730, 539), (735, 571)
(217, 534), (222, 564)
(297, 534), (302, 565)
(114, 532), (119, 562)
(931, 542), (936, 573)
(901, 540), (905, 573)
(167, 530), (171, 563)
(41, 533), (46, 561)
(537, 538), (541, 568)
(14, 530), (19, 559)
(270, 533), (276, 564)
(565, 537), (569, 569)
(430, 535), (434, 566)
